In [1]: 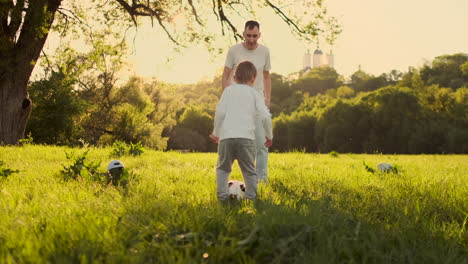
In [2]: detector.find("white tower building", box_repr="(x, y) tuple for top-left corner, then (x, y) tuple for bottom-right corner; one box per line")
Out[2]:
(303, 50), (311, 70)
(313, 49), (323, 68)
(327, 51), (334, 68)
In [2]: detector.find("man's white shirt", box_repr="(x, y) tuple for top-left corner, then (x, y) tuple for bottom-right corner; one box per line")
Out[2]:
(213, 83), (273, 141)
(225, 43), (271, 95)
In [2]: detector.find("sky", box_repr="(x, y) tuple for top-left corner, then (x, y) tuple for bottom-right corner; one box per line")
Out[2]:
(39, 0), (468, 84)
(126, 0), (468, 84)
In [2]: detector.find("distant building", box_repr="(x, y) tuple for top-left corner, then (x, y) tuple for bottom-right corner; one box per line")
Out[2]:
(302, 48), (334, 72)
(303, 49), (312, 71)
(327, 51), (334, 68)
(313, 49), (323, 68)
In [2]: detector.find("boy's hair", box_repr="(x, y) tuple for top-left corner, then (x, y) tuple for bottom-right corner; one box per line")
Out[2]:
(234, 61), (257, 84)
(245, 20), (260, 30)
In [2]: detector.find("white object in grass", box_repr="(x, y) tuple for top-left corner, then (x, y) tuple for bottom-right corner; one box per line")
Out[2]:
(228, 180), (246, 200)
(377, 163), (392, 172)
(107, 160), (124, 171)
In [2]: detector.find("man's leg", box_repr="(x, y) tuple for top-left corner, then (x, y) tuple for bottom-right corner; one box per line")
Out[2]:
(236, 138), (258, 200)
(255, 116), (269, 182)
(216, 139), (235, 201)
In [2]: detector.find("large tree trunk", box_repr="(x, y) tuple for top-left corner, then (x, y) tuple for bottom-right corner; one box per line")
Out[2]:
(0, 0), (61, 145)
(0, 76), (31, 144)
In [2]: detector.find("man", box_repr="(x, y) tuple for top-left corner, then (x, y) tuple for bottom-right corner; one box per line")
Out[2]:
(221, 20), (272, 183)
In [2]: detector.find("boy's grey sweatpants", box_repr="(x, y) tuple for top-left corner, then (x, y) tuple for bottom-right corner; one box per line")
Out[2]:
(216, 138), (258, 200)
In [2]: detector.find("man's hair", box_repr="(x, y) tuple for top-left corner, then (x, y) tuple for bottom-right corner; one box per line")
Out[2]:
(234, 61), (257, 84)
(245, 20), (260, 30)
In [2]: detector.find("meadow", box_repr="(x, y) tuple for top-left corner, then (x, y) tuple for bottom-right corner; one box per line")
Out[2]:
(1, 145), (467, 263)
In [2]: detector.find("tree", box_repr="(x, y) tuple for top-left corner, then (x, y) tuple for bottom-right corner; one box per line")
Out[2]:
(293, 66), (343, 96)
(359, 87), (421, 153)
(167, 106), (215, 152)
(419, 53), (468, 89)
(336, 86), (355, 98)
(272, 111), (317, 152)
(350, 70), (389, 92)
(315, 100), (371, 152)
(0, 0), (340, 144)
(270, 73), (302, 116)
(27, 71), (86, 145)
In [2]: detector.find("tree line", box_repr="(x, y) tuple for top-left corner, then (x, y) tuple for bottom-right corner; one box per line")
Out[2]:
(0, 0), (338, 145)
(26, 36), (468, 153)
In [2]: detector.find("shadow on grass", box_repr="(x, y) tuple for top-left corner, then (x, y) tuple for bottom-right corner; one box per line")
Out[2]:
(245, 179), (468, 264)
(32, 178), (468, 263)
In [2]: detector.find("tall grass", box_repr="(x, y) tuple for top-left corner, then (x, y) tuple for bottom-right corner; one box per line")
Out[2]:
(1, 145), (467, 263)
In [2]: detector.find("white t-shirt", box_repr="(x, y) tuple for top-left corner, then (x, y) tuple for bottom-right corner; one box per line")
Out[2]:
(225, 43), (271, 95)
(213, 83), (273, 141)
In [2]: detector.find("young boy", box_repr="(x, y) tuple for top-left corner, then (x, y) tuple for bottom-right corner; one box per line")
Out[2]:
(210, 61), (273, 201)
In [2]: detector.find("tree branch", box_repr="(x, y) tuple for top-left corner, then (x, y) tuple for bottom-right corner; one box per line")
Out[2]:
(265, 0), (307, 38)
(9, 0), (25, 42)
(82, 125), (114, 135)
(211, 0), (219, 21)
(114, 0), (138, 26)
(216, 0), (242, 40)
(114, 0), (181, 45)
(15, 0), (62, 86)
(187, 0), (203, 26)
(41, 49), (52, 77)
(0, 1), (12, 40)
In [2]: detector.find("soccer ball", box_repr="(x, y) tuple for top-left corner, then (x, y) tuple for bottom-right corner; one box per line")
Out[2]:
(228, 180), (246, 200)
(377, 162), (393, 172)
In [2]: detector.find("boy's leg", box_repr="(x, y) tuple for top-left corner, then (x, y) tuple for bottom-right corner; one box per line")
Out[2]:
(255, 116), (269, 182)
(216, 139), (235, 201)
(236, 138), (258, 200)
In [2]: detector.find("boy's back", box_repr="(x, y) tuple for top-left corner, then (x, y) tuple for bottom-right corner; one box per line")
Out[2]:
(214, 83), (272, 141)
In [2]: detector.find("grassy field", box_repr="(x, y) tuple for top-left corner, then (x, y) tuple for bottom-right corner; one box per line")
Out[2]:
(1, 145), (468, 263)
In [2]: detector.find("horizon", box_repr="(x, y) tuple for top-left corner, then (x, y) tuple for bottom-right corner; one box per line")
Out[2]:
(127, 0), (468, 84)
(38, 0), (468, 85)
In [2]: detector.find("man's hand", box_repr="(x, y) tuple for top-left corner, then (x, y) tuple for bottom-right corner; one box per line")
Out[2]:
(209, 134), (219, 144)
(264, 137), (272, 148)
(265, 98), (271, 109)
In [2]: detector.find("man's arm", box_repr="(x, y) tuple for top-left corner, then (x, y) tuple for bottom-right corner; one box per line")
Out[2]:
(263, 71), (271, 108)
(222, 67), (232, 90)
(254, 92), (273, 142)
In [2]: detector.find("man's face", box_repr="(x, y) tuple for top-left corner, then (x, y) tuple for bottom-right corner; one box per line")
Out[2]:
(243, 26), (260, 49)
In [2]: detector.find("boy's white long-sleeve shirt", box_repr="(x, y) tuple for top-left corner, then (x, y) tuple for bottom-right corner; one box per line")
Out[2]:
(213, 83), (273, 141)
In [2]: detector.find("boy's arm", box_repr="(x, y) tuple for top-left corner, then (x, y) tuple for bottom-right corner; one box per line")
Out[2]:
(213, 90), (228, 137)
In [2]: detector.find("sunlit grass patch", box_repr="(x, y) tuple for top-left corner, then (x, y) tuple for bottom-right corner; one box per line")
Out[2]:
(0, 146), (467, 263)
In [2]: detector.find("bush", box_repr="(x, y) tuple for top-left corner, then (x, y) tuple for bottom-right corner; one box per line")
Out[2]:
(128, 142), (145, 156)
(167, 106), (216, 152)
(110, 141), (128, 157)
(0, 161), (19, 178)
(98, 103), (167, 150)
(60, 150), (138, 189)
(18, 133), (34, 145)
(110, 140), (145, 157)
(60, 151), (105, 182)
